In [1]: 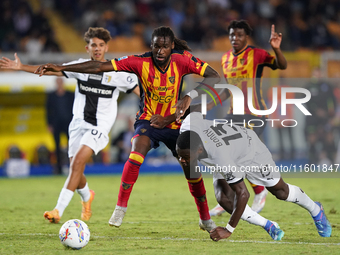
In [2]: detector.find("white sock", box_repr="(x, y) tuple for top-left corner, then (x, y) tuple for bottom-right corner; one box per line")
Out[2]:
(241, 204), (267, 227)
(77, 183), (91, 202)
(116, 205), (127, 212)
(285, 183), (320, 217)
(55, 188), (74, 216)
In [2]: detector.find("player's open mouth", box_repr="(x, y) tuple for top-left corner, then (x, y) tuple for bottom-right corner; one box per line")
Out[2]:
(156, 56), (165, 61)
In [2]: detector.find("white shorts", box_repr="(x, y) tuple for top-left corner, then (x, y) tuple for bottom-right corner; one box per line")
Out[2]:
(68, 118), (109, 158)
(213, 149), (281, 188)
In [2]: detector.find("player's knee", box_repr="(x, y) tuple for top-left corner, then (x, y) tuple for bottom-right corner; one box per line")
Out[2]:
(70, 157), (85, 171)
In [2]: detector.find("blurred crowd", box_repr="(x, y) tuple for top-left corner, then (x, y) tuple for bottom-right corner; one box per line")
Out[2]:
(2, 0), (340, 52)
(0, 0), (61, 54)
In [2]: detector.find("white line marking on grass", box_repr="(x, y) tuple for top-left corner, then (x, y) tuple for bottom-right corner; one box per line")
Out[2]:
(0, 233), (339, 246)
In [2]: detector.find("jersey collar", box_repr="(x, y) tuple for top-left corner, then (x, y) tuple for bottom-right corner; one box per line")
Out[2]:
(152, 54), (172, 74)
(232, 44), (249, 56)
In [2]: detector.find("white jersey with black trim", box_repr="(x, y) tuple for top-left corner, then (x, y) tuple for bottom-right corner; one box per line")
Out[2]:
(62, 58), (138, 133)
(180, 112), (272, 184)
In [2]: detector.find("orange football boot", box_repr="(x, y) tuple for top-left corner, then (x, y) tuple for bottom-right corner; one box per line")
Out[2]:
(43, 209), (60, 223)
(81, 190), (95, 221)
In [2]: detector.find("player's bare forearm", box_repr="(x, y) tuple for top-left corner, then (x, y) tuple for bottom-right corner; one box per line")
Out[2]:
(35, 60), (113, 76)
(21, 64), (41, 73)
(273, 48), (287, 70)
(21, 64), (63, 76)
(60, 61), (112, 73)
(228, 181), (249, 229)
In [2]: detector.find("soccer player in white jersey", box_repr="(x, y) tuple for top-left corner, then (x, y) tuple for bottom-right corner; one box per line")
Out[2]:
(0, 27), (139, 223)
(176, 112), (332, 241)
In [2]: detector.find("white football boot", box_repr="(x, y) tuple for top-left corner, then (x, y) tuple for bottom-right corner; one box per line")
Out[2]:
(108, 205), (127, 227)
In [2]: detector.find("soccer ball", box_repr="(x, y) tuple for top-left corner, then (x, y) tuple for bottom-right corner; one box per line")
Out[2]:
(59, 219), (90, 249)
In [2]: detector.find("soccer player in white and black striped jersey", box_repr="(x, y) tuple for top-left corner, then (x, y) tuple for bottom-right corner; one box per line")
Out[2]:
(0, 27), (140, 223)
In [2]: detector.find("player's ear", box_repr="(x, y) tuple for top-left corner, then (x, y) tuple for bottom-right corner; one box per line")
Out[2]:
(85, 45), (89, 53)
(104, 43), (108, 53)
(171, 41), (174, 50)
(197, 144), (204, 155)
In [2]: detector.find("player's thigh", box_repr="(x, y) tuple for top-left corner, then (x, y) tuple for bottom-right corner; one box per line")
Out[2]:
(71, 144), (94, 167)
(68, 119), (85, 158)
(131, 135), (151, 156)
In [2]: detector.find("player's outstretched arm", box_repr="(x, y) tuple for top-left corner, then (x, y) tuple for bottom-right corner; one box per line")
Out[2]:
(0, 53), (63, 76)
(174, 65), (220, 121)
(269, 24), (287, 70)
(35, 60), (114, 77)
(210, 180), (249, 241)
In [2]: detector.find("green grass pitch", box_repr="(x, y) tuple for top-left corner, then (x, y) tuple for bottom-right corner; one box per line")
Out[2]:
(0, 173), (339, 254)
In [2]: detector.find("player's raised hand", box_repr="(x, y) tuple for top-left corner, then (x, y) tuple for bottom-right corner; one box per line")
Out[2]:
(0, 53), (22, 70)
(34, 63), (61, 76)
(269, 24), (282, 49)
(209, 226), (232, 241)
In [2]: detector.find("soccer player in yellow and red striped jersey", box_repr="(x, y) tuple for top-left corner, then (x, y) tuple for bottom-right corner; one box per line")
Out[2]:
(110, 46), (208, 130)
(35, 26), (220, 232)
(209, 20), (287, 217)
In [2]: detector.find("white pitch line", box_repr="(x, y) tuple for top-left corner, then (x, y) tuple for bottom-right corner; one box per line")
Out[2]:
(0, 233), (339, 246)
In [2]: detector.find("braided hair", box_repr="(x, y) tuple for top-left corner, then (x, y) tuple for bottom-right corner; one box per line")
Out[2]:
(152, 26), (192, 51)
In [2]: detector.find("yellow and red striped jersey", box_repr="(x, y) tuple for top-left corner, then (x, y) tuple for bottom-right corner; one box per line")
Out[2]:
(111, 50), (208, 129)
(221, 45), (276, 117)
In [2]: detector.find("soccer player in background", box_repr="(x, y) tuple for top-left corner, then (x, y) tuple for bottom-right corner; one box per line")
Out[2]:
(0, 27), (140, 223)
(35, 26), (220, 231)
(208, 20), (288, 216)
(177, 112), (332, 241)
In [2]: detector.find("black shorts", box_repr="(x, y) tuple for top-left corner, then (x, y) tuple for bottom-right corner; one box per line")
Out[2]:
(133, 120), (180, 157)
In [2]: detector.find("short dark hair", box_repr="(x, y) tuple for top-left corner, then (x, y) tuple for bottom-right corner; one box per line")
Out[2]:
(84, 27), (111, 44)
(152, 26), (192, 51)
(176, 131), (202, 151)
(227, 20), (253, 35)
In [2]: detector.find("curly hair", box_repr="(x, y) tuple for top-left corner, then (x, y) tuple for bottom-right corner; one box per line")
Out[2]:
(227, 20), (253, 35)
(84, 27), (111, 44)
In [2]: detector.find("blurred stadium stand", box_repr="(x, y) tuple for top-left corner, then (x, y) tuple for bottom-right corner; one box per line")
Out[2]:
(1, 0), (340, 175)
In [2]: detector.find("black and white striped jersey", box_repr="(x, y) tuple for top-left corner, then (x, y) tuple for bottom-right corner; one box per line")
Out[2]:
(62, 58), (138, 133)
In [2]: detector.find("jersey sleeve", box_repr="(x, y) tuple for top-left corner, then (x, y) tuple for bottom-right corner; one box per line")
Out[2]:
(62, 58), (89, 79)
(183, 51), (209, 76)
(257, 49), (276, 70)
(110, 55), (139, 74)
(115, 72), (139, 93)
